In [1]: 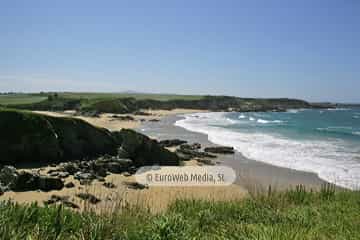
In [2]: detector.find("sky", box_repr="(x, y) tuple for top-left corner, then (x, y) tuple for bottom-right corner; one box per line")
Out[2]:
(0, 0), (359, 102)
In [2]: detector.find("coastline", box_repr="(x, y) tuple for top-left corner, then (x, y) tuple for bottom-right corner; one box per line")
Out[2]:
(139, 114), (327, 190)
(0, 108), (247, 213)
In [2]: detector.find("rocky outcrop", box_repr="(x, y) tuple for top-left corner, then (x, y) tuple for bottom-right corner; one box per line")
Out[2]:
(0, 108), (118, 165)
(159, 139), (187, 148)
(204, 146), (235, 154)
(113, 129), (180, 166)
(0, 166), (64, 192)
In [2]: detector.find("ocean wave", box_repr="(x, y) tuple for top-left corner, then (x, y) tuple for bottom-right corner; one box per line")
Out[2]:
(175, 112), (360, 190)
(238, 114), (246, 119)
(257, 119), (284, 124)
(249, 117), (255, 121)
(327, 108), (351, 111)
(353, 132), (360, 136)
(287, 109), (306, 114)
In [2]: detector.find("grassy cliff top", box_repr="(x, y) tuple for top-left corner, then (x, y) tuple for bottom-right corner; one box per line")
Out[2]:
(0, 185), (359, 239)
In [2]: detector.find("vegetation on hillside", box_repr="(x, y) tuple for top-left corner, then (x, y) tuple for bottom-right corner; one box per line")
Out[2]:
(4, 92), (312, 113)
(0, 185), (358, 239)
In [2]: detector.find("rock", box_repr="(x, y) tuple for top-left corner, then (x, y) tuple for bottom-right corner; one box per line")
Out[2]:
(180, 143), (201, 151)
(175, 148), (216, 160)
(62, 200), (80, 209)
(60, 163), (80, 175)
(1, 168), (63, 192)
(58, 172), (70, 178)
(196, 158), (216, 165)
(64, 182), (75, 188)
(0, 109), (118, 165)
(103, 182), (116, 188)
(124, 182), (148, 190)
(106, 159), (132, 174)
(74, 172), (95, 181)
(204, 146), (235, 154)
(113, 129), (180, 166)
(44, 195), (79, 209)
(123, 172), (131, 177)
(76, 193), (101, 204)
(79, 179), (92, 185)
(133, 111), (151, 116)
(97, 177), (105, 182)
(11, 171), (39, 191)
(38, 176), (64, 191)
(111, 115), (135, 121)
(0, 166), (18, 187)
(159, 139), (187, 148)
(148, 119), (160, 122)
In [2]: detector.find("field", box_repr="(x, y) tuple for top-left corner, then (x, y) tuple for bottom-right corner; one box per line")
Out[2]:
(1, 185), (359, 240)
(0, 94), (47, 105)
(0, 92), (204, 106)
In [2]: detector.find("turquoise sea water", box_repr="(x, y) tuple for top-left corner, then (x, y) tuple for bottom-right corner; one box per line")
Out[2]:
(175, 108), (360, 189)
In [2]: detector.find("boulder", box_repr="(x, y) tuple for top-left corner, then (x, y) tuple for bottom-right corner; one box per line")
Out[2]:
(180, 143), (201, 151)
(175, 148), (216, 160)
(76, 193), (101, 204)
(74, 172), (95, 181)
(103, 182), (116, 188)
(159, 139), (187, 148)
(0, 166), (18, 187)
(64, 182), (75, 188)
(6, 170), (64, 192)
(111, 115), (135, 121)
(38, 176), (64, 191)
(204, 146), (235, 154)
(113, 129), (180, 166)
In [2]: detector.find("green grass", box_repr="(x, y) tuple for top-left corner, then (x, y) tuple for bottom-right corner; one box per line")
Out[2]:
(57, 92), (204, 101)
(0, 94), (47, 105)
(1, 185), (359, 239)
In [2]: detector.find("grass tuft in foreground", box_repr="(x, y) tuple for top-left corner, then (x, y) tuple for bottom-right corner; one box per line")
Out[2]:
(0, 185), (359, 239)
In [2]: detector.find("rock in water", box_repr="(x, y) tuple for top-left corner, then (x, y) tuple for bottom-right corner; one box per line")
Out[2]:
(204, 146), (235, 154)
(113, 129), (180, 166)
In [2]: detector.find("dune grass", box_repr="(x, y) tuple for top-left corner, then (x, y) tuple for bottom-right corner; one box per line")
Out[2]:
(1, 184), (359, 240)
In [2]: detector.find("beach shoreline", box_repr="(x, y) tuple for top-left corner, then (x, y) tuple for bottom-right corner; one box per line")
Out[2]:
(0, 108), (248, 213)
(140, 113), (327, 191)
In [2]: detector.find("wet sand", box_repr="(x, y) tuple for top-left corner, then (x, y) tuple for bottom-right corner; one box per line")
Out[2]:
(139, 114), (327, 191)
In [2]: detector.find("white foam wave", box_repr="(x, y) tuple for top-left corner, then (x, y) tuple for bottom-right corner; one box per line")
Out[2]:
(257, 119), (284, 124)
(287, 109), (305, 114)
(175, 112), (360, 190)
(249, 117), (255, 121)
(327, 108), (351, 111)
(238, 114), (246, 119)
(353, 132), (360, 136)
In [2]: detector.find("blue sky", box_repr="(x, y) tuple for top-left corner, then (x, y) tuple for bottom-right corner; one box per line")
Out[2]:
(0, 0), (359, 102)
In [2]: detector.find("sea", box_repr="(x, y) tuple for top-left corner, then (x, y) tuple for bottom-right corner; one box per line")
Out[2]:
(175, 108), (360, 190)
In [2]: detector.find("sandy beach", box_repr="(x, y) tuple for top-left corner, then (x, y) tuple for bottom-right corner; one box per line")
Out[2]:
(0, 108), (247, 213)
(33, 109), (207, 131)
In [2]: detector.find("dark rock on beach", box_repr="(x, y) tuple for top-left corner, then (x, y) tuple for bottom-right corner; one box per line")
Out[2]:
(180, 143), (201, 151)
(159, 139), (187, 148)
(204, 146), (235, 154)
(76, 193), (101, 204)
(111, 115), (135, 121)
(113, 129), (180, 166)
(0, 166), (64, 192)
